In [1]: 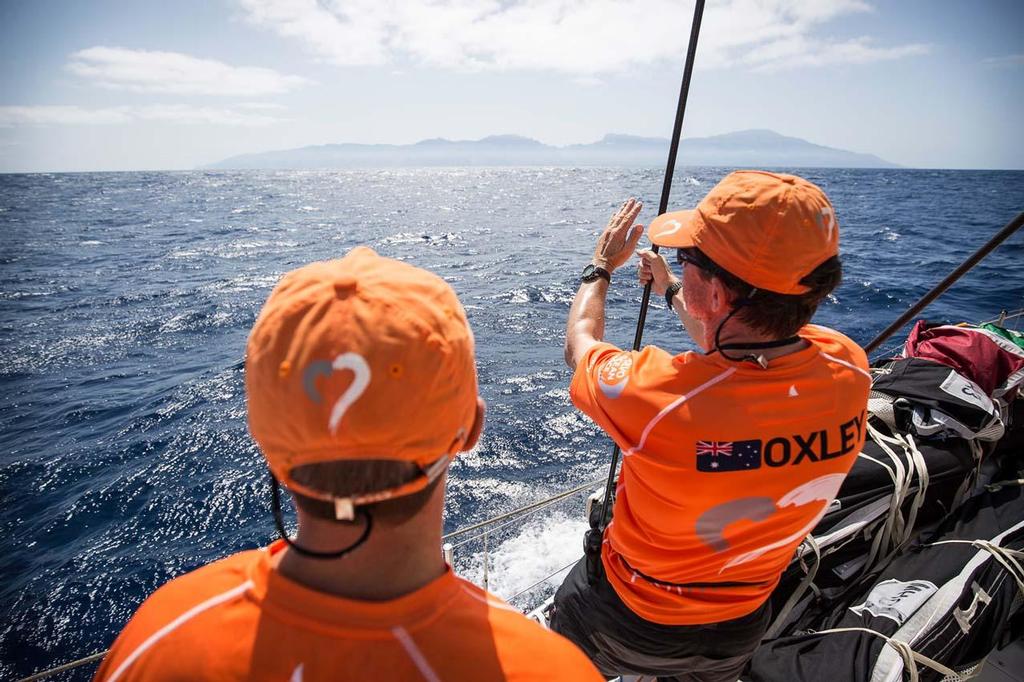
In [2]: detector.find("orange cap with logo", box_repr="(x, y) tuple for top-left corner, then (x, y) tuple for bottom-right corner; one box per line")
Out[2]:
(646, 170), (839, 294)
(245, 246), (478, 516)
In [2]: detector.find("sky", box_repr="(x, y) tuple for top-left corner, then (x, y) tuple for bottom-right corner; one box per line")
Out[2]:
(0, 0), (1022, 172)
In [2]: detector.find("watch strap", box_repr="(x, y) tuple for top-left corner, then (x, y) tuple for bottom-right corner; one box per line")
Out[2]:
(582, 264), (612, 283)
(665, 281), (683, 310)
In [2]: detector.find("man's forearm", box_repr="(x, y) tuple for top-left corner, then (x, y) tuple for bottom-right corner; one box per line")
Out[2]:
(566, 197), (643, 367)
(565, 279), (609, 368)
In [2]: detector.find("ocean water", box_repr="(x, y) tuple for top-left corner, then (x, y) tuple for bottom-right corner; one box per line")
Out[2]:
(1, 167), (1022, 678)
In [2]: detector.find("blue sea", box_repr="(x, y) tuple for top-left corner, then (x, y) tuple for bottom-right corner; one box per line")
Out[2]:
(2, 167), (1022, 679)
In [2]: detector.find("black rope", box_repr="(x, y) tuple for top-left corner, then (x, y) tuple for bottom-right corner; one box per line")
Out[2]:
(864, 210), (1024, 355)
(270, 472), (373, 560)
(593, 0), (706, 541)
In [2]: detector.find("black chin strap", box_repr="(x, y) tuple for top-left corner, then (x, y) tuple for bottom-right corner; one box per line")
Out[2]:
(269, 472), (373, 560)
(711, 295), (800, 369)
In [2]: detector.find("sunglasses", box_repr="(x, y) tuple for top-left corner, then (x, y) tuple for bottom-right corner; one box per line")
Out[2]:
(676, 250), (720, 276)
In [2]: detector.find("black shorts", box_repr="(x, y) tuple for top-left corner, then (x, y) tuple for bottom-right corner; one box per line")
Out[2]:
(550, 558), (770, 682)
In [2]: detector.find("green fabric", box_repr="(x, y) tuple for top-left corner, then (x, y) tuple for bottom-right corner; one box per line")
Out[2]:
(981, 323), (1024, 351)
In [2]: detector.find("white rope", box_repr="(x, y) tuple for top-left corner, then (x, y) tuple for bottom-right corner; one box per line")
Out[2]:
(764, 535), (821, 640)
(953, 440), (986, 509)
(807, 627), (960, 682)
(900, 432), (929, 548)
(858, 457), (898, 571)
(985, 478), (1024, 492)
(925, 540), (1024, 596)
(874, 425), (912, 543)
(863, 420), (937, 564)
(865, 422), (911, 569)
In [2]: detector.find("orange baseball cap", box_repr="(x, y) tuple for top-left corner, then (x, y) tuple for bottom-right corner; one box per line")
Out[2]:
(246, 246), (479, 518)
(646, 171), (839, 294)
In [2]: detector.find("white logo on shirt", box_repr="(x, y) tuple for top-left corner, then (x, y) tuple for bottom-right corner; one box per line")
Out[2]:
(695, 474), (846, 573)
(597, 353), (633, 399)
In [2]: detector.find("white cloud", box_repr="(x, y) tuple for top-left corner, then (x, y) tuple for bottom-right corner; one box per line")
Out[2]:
(982, 54), (1024, 68)
(742, 37), (929, 72)
(67, 46), (311, 95)
(0, 104), (284, 127)
(0, 106), (132, 126)
(236, 101), (289, 110)
(236, 0), (928, 75)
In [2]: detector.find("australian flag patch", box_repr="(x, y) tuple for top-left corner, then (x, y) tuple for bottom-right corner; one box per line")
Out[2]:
(696, 439), (762, 472)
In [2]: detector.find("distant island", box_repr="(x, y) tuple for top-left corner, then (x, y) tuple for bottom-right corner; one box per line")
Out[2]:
(205, 129), (897, 170)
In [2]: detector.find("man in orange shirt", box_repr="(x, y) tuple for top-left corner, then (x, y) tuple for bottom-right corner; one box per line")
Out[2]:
(552, 171), (871, 681)
(95, 247), (602, 681)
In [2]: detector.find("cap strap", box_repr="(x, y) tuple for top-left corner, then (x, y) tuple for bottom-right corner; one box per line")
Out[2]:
(269, 471), (373, 560)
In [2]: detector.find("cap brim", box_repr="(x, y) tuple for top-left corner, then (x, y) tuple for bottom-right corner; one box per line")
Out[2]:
(647, 210), (700, 248)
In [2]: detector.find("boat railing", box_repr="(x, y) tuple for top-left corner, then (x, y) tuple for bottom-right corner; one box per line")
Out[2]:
(442, 477), (603, 548)
(438, 474), (603, 603)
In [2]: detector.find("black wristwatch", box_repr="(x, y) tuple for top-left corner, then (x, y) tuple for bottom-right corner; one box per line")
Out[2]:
(581, 264), (611, 284)
(665, 281), (683, 311)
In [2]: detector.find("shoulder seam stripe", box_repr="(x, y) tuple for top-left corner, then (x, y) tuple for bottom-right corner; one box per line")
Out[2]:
(104, 580), (254, 682)
(392, 626), (441, 682)
(458, 584), (519, 612)
(625, 367), (736, 457)
(820, 351), (872, 380)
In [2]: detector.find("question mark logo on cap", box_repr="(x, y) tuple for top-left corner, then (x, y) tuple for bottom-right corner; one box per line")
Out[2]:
(302, 353), (372, 434)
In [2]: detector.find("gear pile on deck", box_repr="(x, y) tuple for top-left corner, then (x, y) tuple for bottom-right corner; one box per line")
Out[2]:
(747, 320), (1024, 682)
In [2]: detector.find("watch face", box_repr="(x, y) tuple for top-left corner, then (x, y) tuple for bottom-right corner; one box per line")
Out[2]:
(582, 264), (597, 280)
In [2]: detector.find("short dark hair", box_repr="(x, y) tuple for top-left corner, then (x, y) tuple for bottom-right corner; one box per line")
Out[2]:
(678, 248), (842, 338)
(289, 460), (443, 525)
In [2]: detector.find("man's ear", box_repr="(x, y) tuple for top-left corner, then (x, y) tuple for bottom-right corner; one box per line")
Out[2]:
(708, 277), (734, 316)
(463, 398), (486, 451)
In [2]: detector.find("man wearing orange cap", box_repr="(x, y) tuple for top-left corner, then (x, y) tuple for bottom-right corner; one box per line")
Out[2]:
(95, 247), (602, 681)
(552, 171), (871, 681)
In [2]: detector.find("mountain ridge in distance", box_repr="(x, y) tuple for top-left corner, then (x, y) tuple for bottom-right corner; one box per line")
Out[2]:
(205, 129), (897, 169)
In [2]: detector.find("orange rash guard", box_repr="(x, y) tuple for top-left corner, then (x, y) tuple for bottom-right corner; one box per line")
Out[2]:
(571, 324), (871, 625)
(95, 541), (602, 682)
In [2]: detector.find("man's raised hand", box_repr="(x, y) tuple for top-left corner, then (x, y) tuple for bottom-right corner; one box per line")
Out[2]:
(593, 198), (644, 273)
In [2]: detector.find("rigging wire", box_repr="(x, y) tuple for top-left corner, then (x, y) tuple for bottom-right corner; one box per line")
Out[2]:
(442, 477), (602, 543)
(864, 210), (1024, 354)
(595, 0), (706, 536)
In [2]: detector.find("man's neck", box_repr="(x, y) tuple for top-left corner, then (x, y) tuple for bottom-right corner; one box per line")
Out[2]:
(274, 514), (447, 601)
(708, 321), (808, 362)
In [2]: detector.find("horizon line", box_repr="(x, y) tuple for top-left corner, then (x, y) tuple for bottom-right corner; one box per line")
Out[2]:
(4, 164), (1024, 175)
